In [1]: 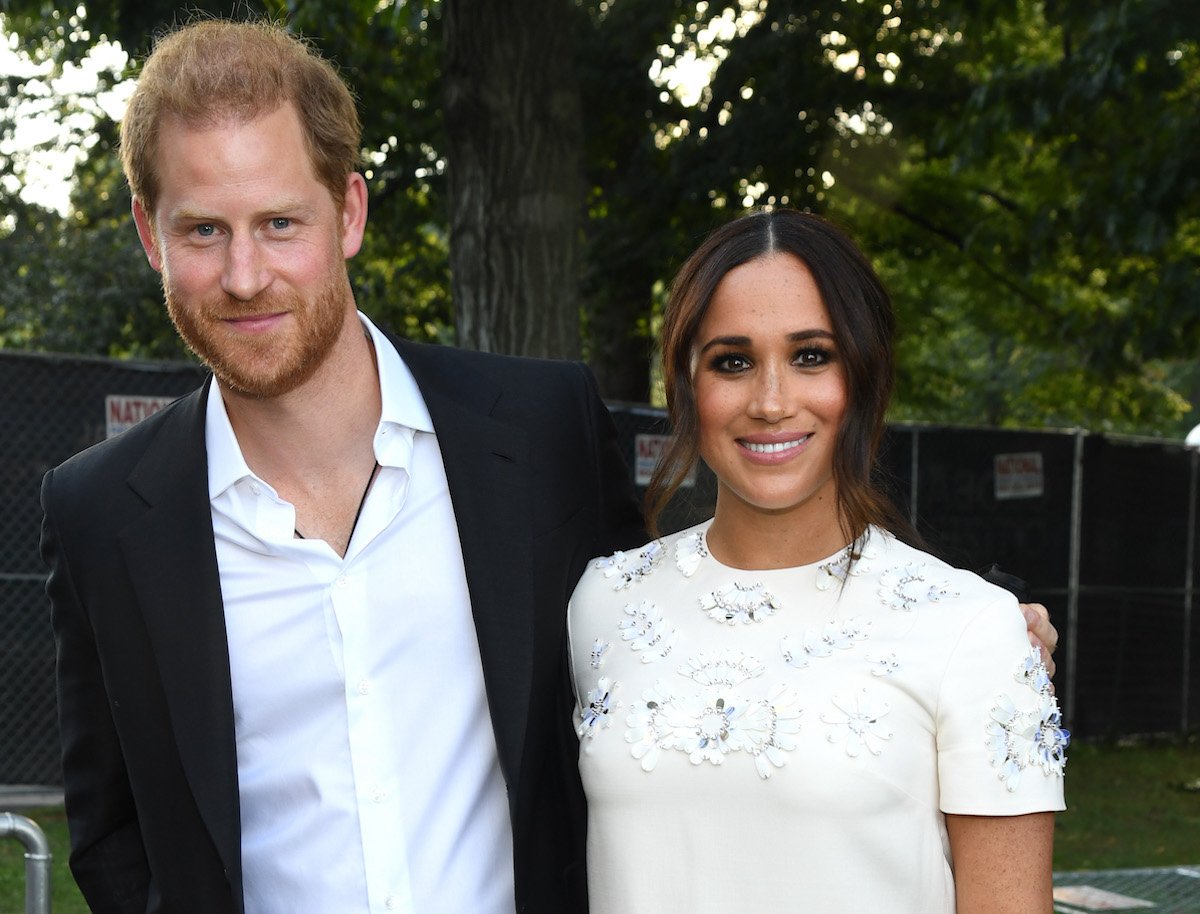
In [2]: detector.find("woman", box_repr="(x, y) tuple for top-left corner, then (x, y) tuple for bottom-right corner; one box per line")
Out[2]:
(568, 210), (1067, 913)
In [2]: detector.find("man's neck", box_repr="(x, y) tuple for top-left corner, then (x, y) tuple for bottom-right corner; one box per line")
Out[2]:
(221, 313), (382, 486)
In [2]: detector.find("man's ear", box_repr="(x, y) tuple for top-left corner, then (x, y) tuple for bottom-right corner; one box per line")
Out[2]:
(340, 172), (368, 260)
(131, 197), (163, 272)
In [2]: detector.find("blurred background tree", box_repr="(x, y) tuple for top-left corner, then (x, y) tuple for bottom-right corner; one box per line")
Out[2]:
(1, 0), (1196, 436)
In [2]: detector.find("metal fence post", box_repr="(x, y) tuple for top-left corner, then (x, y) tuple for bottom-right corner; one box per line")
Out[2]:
(1184, 449), (1197, 732)
(1, 811), (52, 914)
(909, 427), (920, 527)
(1064, 429), (1085, 733)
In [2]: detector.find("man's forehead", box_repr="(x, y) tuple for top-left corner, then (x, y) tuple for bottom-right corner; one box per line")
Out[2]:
(158, 100), (295, 135)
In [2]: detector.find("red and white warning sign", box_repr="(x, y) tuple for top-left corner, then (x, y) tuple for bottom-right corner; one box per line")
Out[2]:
(105, 394), (177, 439)
(993, 451), (1044, 500)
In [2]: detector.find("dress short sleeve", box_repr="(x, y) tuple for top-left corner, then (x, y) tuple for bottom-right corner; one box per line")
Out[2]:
(936, 595), (1067, 815)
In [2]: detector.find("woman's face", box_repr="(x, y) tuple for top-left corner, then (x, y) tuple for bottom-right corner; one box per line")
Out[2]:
(693, 252), (848, 528)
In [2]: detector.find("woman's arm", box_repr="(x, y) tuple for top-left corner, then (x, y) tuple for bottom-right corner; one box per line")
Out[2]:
(946, 812), (1056, 914)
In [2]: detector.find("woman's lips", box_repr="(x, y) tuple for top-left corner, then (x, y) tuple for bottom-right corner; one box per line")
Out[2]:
(737, 433), (813, 460)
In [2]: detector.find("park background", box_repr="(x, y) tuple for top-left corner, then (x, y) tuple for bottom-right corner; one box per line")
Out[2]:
(2, 1), (1199, 911)
(1, 0), (1198, 436)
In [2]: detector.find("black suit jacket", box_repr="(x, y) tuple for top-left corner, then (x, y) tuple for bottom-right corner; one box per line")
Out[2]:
(40, 337), (644, 914)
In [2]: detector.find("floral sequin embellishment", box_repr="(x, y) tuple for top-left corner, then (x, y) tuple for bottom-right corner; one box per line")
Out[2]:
(677, 650), (766, 687)
(811, 527), (888, 590)
(619, 601), (678, 662)
(674, 531), (709, 577)
(1016, 649), (1054, 692)
(700, 582), (781, 625)
(877, 562), (957, 612)
(779, 618), (872, 669)
(589, 638), (612, 670)
(625, 680), (804, 779)
(577, 677), (620, 745)
(594, 540), (666, 590)
(986, 648), (1069, 791)
(816, 552), (854, 591)
(866, 652), (901, 676)
(821, 689), (893, 757)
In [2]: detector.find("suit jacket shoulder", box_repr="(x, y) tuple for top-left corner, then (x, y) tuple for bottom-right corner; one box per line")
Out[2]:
(45, 381), (209, 519)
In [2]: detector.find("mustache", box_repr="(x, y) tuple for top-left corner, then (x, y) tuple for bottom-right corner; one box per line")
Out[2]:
(163, 283), (300, 319)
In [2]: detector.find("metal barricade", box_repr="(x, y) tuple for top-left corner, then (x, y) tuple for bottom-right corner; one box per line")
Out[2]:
(1, 812), (51, 914)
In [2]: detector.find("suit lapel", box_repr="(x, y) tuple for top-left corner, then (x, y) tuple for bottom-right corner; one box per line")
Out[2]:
(395, 339), (535, 790)
(117, 382), (242, 890)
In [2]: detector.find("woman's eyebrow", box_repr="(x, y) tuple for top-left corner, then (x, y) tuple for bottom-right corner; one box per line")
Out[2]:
(697, 328), (835, 355)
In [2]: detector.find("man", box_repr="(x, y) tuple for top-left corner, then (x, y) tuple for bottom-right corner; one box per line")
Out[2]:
(41, 19), (641, 914)
(41, 17), (1057, 914)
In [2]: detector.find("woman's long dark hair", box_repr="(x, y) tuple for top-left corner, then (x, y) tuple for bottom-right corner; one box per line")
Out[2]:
(646, 209), (920, 553)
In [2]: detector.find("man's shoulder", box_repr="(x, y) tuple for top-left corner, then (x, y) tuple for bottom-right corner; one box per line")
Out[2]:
(47, 385), (206, 495)
(389, 335), (586, 382)
(386, 337), (598, 421)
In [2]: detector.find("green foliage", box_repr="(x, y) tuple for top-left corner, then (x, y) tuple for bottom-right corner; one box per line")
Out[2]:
(283, 0), (450, 340)
(0, 113), (186, 357)
(0, 0), (1196, 435)
(626, 0), (1198, 436)
(0, 0), (452, 351)
(849, 0), (1200, 436)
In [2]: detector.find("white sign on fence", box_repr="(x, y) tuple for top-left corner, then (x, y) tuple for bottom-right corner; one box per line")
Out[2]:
(993, 451), (1044, 500)
(106, 394), (177, 439)
(634, 432), (696, 488)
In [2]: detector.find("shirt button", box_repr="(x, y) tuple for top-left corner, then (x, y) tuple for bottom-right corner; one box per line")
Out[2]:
(357, 679), (371, 695)
(336, 575), (349, 588)
(372, 787), (387, 803)
(249, 482), (261, 496)
(384, 897), (398, 910)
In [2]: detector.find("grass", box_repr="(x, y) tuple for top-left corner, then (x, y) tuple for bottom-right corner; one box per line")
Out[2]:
(0, 805), (85, 914)
(2, 737), (1197, 911)
(1055, 735), (1200, 871)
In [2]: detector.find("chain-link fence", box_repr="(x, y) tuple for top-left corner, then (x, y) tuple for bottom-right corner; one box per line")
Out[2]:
(894, 426), (1198, 738)
(2, 354), (1197, 785)
(1, 350), (205, 785)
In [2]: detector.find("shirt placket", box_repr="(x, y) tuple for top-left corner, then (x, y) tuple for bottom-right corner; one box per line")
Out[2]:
(331, 566), (415, 913)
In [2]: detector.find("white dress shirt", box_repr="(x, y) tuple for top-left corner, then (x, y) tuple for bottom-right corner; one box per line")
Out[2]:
(206, 314), (516, 914)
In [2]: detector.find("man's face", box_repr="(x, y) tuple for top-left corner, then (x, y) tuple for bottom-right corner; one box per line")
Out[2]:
(132, 102), (366, 399)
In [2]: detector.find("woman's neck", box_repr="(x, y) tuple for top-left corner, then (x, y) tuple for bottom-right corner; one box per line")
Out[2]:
(705, 493), (852, 571)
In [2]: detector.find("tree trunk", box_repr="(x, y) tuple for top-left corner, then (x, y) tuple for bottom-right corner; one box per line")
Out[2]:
(583, 271), (655, 404)
(442, 0), (584, 359)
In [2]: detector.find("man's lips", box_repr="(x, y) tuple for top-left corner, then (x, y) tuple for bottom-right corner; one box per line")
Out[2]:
(222, 311), (288, 332)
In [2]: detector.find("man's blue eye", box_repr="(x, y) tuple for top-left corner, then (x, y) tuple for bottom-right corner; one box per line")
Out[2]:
(272, 218), (291, 230)
(196, 224), (215, 237)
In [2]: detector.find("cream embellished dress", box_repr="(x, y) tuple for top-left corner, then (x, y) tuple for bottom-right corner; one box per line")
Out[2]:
(568, 520), (1067, 914)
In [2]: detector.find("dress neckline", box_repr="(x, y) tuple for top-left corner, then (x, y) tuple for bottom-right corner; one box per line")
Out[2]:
(692, 519), (871, 576)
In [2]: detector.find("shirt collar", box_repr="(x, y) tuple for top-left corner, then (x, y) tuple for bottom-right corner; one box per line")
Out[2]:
(206, 311), (432, 501)
(206, 384), (252, 502)
(365, 310), (433, 436)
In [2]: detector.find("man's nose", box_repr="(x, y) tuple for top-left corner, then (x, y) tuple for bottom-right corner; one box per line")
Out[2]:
(221, 234), (270, 302)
